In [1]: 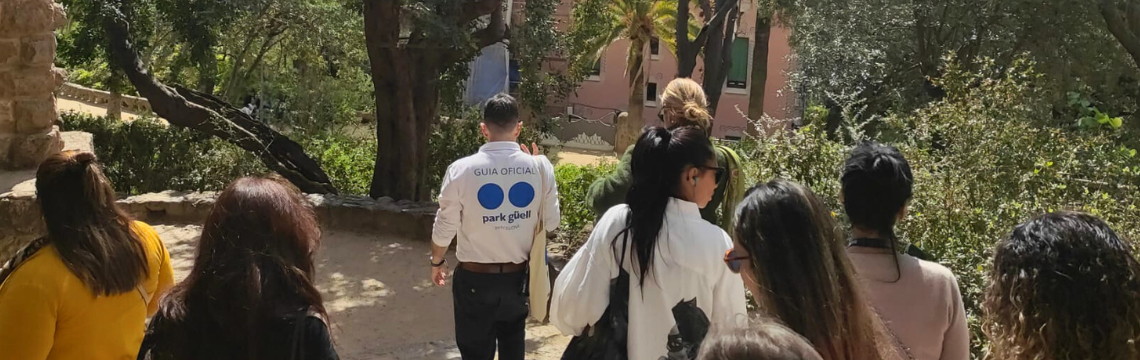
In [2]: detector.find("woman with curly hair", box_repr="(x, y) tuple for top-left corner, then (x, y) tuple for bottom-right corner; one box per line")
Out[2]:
(983, 211), (1140, 360)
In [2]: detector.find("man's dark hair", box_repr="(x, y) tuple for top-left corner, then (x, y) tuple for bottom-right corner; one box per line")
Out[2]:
(483, 93), (520, 130)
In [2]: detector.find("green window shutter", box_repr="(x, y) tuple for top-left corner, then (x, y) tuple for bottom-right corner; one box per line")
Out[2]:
(727, 38), (749, 89)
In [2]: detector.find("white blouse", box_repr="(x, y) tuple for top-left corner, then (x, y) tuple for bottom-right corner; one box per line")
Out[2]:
(552, 198), (748, 360)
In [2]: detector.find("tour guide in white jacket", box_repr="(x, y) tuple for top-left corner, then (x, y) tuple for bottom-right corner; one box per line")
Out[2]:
(429, 94), (560, 360)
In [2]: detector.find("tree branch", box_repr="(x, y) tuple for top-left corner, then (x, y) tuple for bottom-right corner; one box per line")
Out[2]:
(99, 4), (337, 194)
(1102, 0), (1140, 70)
(460, 0), (503, 25)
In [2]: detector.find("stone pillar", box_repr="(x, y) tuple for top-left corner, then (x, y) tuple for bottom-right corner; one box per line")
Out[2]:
(0, 0), (66, 170)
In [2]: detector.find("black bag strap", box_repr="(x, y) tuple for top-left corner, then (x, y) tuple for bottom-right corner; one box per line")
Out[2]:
(0, 237), (49, 286)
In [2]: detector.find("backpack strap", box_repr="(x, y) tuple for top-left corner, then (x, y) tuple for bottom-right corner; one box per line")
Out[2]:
(0, 237), (50, 286)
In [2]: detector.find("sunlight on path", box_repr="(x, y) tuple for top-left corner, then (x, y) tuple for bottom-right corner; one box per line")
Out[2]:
(150, 224), (570, 360)
(57, 98), (141, 121)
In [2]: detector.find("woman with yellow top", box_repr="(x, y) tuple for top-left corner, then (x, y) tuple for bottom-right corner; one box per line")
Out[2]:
(0, 151), (175, 360)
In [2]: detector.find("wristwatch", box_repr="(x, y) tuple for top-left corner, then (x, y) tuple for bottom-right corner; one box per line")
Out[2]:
(430, 256), (446, 267)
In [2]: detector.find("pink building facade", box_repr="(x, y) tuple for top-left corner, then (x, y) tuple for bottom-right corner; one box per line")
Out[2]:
(546, 0), (798, 144)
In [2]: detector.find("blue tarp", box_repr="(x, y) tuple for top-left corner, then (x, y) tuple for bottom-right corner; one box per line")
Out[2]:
(464, 43), (509, 106)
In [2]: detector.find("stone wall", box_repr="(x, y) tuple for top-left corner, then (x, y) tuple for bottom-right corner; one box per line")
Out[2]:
(1, 189), (439, 264)
(0, 0), (66, 169)
(57, 82), (153, 114)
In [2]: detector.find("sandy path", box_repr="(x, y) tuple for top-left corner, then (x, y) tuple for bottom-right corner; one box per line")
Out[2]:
(554, 148), (615, 167)
(58, 98), (141, 121)
(151, 224), (570, 360)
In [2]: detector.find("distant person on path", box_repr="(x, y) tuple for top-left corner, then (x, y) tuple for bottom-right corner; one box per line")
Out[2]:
(136, 176), (338, 360)
(553, 126), (747, 360)
(840, 142), (969, 360)
(729, 180), (893, 360)
(587, 78), (746, 231)
(983, 211), (1140, 360)
(0, 151), (174, 360)
(430, 94), (561, 360)
(697, 320), (824, 360)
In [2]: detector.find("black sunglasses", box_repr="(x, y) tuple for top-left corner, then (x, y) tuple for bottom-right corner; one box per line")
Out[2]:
(724, 248), (750, 274)
(700, 166), (726, 183)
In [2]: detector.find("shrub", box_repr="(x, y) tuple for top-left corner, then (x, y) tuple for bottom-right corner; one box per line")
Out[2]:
(551, 161), (617, 251)
(59, 112), (264, 194)
(60, 112), (380, 196)
(734, 59), (1140, 357)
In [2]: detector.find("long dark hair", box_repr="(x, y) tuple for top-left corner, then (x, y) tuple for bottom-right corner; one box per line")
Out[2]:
(35, 150), (148, 296)
(619, 126), (715, 287)
(149, 176), (327, 360)
(733, 180), (888, 360)
(697, 319), (824, 360)
(983, 212), (1140, 360)
(840, 141), (913, 281)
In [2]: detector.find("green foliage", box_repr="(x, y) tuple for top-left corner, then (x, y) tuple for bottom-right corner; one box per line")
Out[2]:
(58, 112), (383, 196)
(551, 161), (617, 253)
(513, 0), (575, 115)
(782, 0), (1140, 122)
(733, 59), (1140, 357)
(58, 112), (265, 194)
(565, 0), (680, 82)
(1070, 91), (1127, 130)
(301, 135), (375, 195)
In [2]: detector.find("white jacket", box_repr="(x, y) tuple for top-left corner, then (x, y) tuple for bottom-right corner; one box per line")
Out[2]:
(552, 199), (748, 360)
(432, 141), (560, 263)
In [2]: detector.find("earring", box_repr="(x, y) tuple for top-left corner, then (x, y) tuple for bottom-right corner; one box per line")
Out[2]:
(694, 176), (699, 187)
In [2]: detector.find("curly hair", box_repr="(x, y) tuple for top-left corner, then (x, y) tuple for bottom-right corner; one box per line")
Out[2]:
(983, 211), (1140, 360)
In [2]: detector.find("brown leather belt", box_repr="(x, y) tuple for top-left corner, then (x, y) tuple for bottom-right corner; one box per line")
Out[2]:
(460, 262), (527, 274)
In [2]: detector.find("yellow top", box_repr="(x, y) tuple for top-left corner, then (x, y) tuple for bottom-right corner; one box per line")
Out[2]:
(0, 221), (175, 360)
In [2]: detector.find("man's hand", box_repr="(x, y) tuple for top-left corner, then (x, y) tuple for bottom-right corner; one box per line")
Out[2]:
(520, 142), (542, 156)
(432, 264), (450, 287)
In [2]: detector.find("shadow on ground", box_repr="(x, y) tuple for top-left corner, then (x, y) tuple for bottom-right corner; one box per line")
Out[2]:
(151, 224), (569, 360)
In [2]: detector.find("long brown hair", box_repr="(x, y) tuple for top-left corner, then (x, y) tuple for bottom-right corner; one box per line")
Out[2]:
(36, 150), (148, 296)
(983, 212), (1140, 360)
(149, 176), (327, 360)
(733, 180), (889, 360)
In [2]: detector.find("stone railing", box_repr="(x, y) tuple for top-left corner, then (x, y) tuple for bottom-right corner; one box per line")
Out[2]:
(56, 82), (152, 114)
(0, 189), (439, 264)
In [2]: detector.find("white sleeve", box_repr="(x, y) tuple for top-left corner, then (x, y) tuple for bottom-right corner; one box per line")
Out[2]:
(551, 208), (621, 336)
(540, 156), (560, 231)
(431, 164), (463, 247)
(710, 231), (748, 328)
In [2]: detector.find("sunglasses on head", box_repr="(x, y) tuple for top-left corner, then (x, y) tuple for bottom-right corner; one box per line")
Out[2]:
(700, 166), (726, 183)
(724, 248), (750, 274)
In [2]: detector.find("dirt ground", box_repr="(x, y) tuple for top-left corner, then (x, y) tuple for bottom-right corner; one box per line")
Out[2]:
(151, 224), (571, 360)
(552, 148), (616, 167)
(58, 98), (141, 121)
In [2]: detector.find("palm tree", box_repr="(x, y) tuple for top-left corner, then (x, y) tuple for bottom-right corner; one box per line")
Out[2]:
(581, 0), (681, 152)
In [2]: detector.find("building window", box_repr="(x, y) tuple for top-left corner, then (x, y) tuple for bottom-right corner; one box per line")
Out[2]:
(650, 38), (660, 59)
(587, 59), (602, 80)
(645, 82), (658, 106)
(727, 38), (749, 89)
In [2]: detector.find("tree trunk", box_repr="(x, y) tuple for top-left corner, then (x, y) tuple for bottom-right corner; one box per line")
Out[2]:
(363, 0), (440, 201)
(702, 1), (738, 116)
(106, 71), (123, 121)
(746, 15), (771, 136)
(616, 38), (647, 153)
(1100, 0), (1140, 113)
(101, 8), (336, 194)
(195, 45), (218, 95)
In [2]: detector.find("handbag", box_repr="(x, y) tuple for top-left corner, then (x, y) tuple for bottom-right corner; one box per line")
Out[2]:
(560, 236), (631, 360)
(528, 155), (552, 323)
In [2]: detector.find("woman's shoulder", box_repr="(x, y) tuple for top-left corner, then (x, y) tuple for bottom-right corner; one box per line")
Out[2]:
(910, 256), (960, 285)
(130, 221), (166, 255)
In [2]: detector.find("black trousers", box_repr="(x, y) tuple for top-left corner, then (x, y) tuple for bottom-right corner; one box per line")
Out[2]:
(452, 266), (529, 360)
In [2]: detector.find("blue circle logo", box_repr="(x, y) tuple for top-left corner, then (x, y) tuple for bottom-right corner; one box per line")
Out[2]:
(508, 182), (536, 208)
(477, 183), (504, 209)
